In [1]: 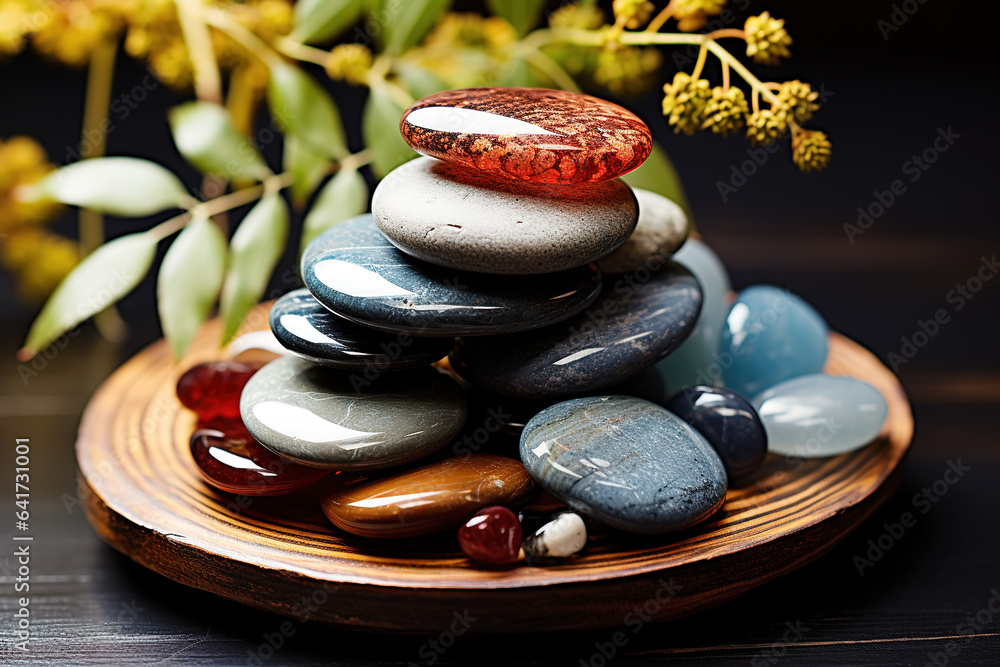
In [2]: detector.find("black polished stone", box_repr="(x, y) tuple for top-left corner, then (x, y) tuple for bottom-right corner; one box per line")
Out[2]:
(301, 215), (602, 337)
(449, 263), (702, 398)
(269, 289), (451, 370)
(666, 385), (768, 483)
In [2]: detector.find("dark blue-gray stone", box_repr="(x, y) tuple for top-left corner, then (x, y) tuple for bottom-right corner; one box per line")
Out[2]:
(519, 396), (727, 535)
(269, 289), (452, 370)
(666, 386), (767, 483)
(450, 263), (701, 398)
(301, 215), (602, 337)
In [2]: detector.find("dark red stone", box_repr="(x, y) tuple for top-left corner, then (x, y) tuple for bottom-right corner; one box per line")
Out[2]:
(190, 428), (329, 496)
(457, 505), (522, 565)
(176, 361), (260, 423)
(400, 88), (652, 184)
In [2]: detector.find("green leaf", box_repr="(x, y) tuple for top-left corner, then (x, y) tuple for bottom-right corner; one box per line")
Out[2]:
(169, 102), (271, 182)
(486, 0), (545, 36)
(20, 233), (157, 358)
(500, 57), (547, 88)
(621, 143), (692, 219)
(378, 0), (452, 55)
(292, 0), (363, 44)
(300, 166), (368, 255)
(219, 194), (289, 343)
(157, 217), (227, 359)
(267, 62), (347, 160)
(394, 63), (446, 100)
(23, 158), (191, 217)
(363, 85), (417, 179)
(284, 135), (331, 207)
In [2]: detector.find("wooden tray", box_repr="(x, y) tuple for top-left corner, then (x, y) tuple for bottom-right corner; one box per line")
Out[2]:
(77, 305), (913, 634)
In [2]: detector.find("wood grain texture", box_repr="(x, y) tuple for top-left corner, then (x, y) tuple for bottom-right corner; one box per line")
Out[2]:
(76, 304), (914, 634)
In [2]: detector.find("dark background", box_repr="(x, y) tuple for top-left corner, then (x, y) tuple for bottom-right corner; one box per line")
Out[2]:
(1, 0), (998, 664)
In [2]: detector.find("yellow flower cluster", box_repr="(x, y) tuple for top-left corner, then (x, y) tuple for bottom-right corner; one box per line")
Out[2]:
(402, 13), (517, 89)
(661, 72), (711, 135)
(549, 3), (606, 31)
(745, 108), (787, 146)
(30, 0), (125, 67)
(326, 44), (373, 86)
(673, 0), (726, 32)
(0, 0), (40, 58)
(776, 79), (819, 123)
(702, 86), (748, 137)
(0, 136), (77, 301)
(792, 129), (832, 172)
(125, 0), (292, 89)
(593, 45), (662, 96)
(612, 0), (655, 30)
(745, 11), (792, 65)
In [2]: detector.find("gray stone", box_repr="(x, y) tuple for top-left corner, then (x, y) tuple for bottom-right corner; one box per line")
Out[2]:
(240, 356), (467, 470)
(598, 188), (689, 275)
(519, 396), (728, 535)
(371, 157), (638, 275)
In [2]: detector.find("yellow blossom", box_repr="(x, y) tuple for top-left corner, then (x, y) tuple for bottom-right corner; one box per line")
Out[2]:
(792, 129), (831, 172)
(612, 0), (655, 30)
(777, 80), (819, 123)
(0, 136), (61, 232)
(702, 86), (748, 136)
(326, 44), (373, 86)
(29, 0), (125, 67)
(745, 12), (792, 65)
(662, 71), (711, 135)
(549, 3), (606, 30)
(745, 108), (788, 146)
(1, 229), (80, 301)
(673, 0), (726, 32)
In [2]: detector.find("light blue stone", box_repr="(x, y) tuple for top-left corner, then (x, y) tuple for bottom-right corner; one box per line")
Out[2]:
(656, 239), (731, 395)
(752, 374), (888, 458)
(719, 285), (828, 398)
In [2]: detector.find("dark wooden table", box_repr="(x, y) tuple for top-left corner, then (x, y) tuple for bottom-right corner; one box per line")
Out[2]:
(2, 12), (999, 664)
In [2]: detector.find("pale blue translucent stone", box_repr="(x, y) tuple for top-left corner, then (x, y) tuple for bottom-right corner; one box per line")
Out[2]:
(752, 374), (888, 458)
(656, 239), (731, 395)
(719, 285), (828, 398)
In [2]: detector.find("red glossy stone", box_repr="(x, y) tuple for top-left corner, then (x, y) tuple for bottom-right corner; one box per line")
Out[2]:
(458, 505), (522, 565)
(176, 361), (260, 422)
(190, 428), (329, 496)
(400, 87), (652, 184)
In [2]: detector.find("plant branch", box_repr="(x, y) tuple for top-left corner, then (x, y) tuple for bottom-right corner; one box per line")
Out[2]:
(645, 0), (678, 33)
(175, 0), (223, 104)
(80, 39), (129, 342)
(205, 7), (282, 67)
(275, 37), (329, 67)
(515, 44), (581, 93)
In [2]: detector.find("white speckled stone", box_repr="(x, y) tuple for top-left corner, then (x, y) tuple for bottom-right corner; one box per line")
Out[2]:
(372, 157), (638, 275)
(523, 512), (588, 560)
(597, 188), (689, 275)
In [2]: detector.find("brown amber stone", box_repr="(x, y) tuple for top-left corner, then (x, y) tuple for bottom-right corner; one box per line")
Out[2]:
(190, 428), (329, 496)
(319, 454), (534, 538)
(400, 88), (652, 184)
